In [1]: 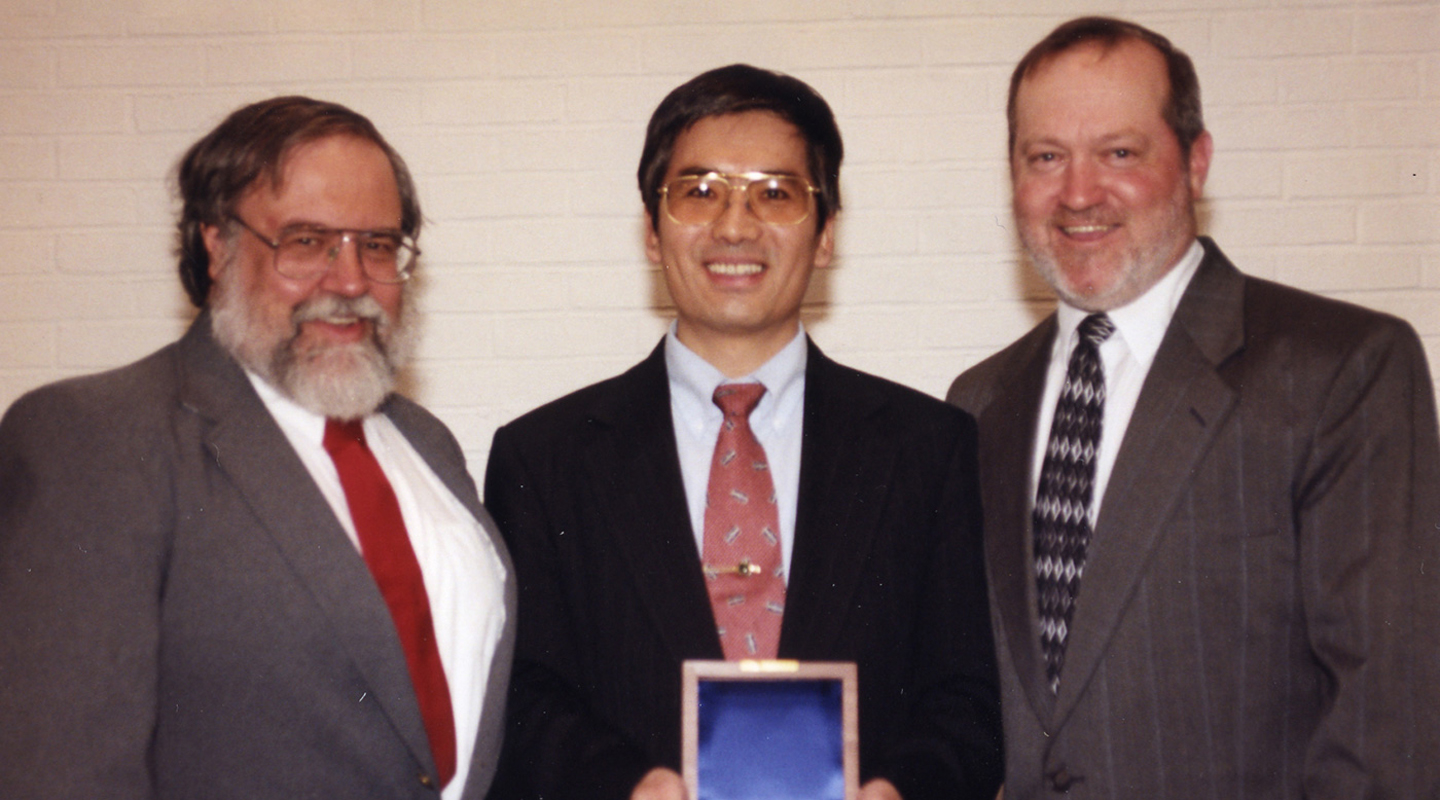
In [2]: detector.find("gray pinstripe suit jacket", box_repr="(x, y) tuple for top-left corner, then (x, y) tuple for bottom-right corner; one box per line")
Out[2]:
(948, 238), (1440, 798)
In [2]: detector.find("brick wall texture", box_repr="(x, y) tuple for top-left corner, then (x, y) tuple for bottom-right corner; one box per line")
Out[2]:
(2, 0), (1437, 473)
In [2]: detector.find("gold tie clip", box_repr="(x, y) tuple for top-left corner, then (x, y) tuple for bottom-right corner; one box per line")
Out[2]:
(704, 559), (765, 578)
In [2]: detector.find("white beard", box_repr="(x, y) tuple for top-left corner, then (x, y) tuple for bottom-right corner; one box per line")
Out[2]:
(210, 253), (417, 421)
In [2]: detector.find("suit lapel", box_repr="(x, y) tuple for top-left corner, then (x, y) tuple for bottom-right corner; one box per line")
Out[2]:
(780, 343), (898, 657)
(1052, 241), (1246, 723)
(579, 343), (726, 661)
(975, 319), (1059, 723)
(382, 396), (484, 524)
(175, 314), (437, 777)
(383, 395), (516, 800)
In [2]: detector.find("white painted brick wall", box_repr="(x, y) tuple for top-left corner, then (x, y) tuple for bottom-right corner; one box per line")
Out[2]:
(2, 0), (1436, 476)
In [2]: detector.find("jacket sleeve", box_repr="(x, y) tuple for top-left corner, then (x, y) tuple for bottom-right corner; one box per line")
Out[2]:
(1296, 320), (1440, 797)
(482, 424), (654, 800)
(871, 414), (1005, 800)
(0, 386), (170, 800)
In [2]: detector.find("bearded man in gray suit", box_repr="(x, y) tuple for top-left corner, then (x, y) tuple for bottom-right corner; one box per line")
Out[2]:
(948, 16), (1440, 798)
(0, 97), (513, 800)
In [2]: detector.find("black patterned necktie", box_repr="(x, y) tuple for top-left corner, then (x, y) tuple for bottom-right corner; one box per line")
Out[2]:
(1034, 312), (1114, 694)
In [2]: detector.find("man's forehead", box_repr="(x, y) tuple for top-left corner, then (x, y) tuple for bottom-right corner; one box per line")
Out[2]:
(1014, 39), (1170, 131)
(241, 134), (373, 193)
(244, 136), (395, 203)
(667, 111), (811, 175)
(1021, 39), (1167, 96)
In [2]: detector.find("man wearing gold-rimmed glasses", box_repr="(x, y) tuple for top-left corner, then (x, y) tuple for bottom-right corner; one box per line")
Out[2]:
(484, 64), (1002, 800)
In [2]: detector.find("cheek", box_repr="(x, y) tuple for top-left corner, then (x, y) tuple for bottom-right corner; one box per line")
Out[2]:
(1108, 176), (1150, 207)
(777, 231), (820, 271)
(656, 226), (703, 267)
(372, 284), (405, 320)
(237, 265), (315, 324)
(1012, 181), (1053, 224)
(1112, 165), (1180, 211)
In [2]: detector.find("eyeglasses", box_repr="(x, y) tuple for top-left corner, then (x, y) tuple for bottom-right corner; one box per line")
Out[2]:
(228, 215), (419, 284)
(658, 172), (817, 227)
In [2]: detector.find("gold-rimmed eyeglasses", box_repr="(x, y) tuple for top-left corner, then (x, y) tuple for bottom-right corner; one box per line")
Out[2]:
(229, 215), (419, 284)
(658, 171), (817, 227)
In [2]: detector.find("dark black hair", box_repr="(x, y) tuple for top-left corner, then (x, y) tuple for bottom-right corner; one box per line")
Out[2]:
(637, 64), (843, 234)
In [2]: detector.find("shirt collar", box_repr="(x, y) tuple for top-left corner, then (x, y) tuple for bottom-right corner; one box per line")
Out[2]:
(246, 370), (331, 446)
(1054, 239), (1204, 368)
(664, 323), (808, 433)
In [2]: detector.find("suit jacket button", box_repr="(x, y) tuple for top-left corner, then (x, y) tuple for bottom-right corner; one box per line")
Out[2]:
(418, 773), (436, 789)
(1047, 765), (1079, 791)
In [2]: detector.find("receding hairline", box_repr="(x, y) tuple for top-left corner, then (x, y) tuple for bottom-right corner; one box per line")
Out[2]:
(1010, 38), (1174, 151)
(248, 132), (399, 204)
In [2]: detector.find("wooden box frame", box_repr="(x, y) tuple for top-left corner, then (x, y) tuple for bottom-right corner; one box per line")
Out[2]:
(682, 659), (859, 800)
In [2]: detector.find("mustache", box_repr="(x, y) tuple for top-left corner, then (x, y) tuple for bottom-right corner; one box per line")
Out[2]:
(290, 294), (388, 328)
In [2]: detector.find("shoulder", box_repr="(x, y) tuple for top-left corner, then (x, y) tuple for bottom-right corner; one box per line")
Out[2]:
(0, 340), (192, 522)
(1, 341), (186, 452)
(1233, 277), (1434, 422)
(1243, 274), (1421, 352)
(809, 349), (976, 443)
(382, 393), (466, 460)
(946, 318), (1054, 419)
(492, 355), (662, 452)
(1181, 238), (1424, 372)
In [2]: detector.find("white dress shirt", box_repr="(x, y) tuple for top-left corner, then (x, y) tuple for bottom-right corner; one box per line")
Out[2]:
(665, 324), (807, 581)
(249, 374), (507, 800)
(1031, 240), (1205, 522)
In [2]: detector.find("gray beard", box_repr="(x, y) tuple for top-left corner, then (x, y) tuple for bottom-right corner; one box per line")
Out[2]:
(1020, 181), (1197, 313)
(210, 258), (417, 421)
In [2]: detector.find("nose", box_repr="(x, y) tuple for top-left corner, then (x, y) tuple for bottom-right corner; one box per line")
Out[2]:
(711, 185), (762, 243)
(1059, 158), (1103, 211)
(318, 233), (369, 297)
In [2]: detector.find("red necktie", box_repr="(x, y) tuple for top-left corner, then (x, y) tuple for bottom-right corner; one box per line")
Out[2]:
(323, 419), (456, 787)
(701, 384), (786, 660)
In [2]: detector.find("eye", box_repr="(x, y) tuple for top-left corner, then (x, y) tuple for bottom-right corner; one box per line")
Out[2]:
(361, 235), (401, 257)
(280, 228), (330, 251)
(680, 178), (722, 200)
(757, 181), (791, 202)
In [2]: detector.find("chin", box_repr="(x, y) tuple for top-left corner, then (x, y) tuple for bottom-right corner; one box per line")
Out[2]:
(280, 343), (396, 421)
(1030, 245), (1148, 312)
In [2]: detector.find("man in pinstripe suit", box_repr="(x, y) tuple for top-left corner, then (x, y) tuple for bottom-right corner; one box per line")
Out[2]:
(949, 17), (1440, 798)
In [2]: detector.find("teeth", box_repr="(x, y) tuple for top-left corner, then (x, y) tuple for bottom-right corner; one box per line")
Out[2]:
(708, 263), (763, 276)
(1062, 225), (1113, 234)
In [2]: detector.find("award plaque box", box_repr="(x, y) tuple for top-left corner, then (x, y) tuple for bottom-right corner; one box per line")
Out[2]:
(682, 660), (858, 800)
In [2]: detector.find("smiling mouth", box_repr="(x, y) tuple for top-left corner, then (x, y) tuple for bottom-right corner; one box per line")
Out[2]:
(301, 315), (370, 332)
(1060, 224), (1118, 236)
(707, 262), (764, 276)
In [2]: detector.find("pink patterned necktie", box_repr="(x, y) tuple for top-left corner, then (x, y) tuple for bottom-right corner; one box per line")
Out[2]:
(701, 383), (786, 660)
(323, 418), (457, 787)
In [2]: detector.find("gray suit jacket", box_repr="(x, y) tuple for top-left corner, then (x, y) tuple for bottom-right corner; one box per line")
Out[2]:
(0, 313), (515, 800)
(948, 238), (1440, 798)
